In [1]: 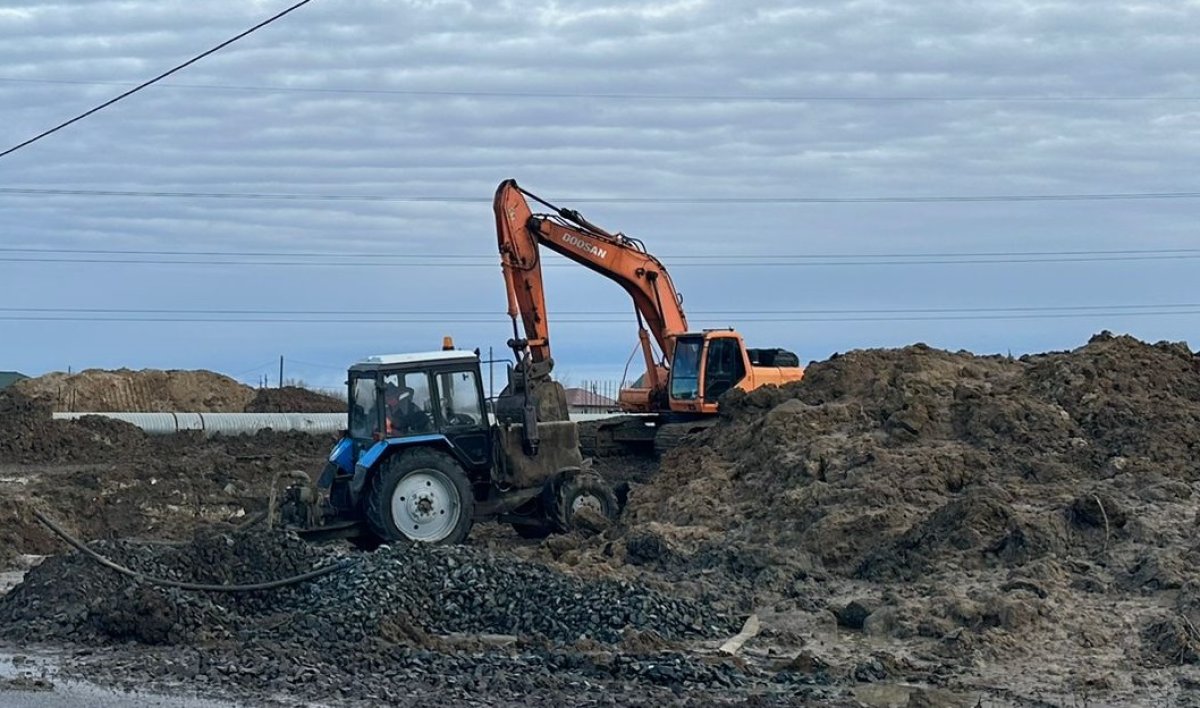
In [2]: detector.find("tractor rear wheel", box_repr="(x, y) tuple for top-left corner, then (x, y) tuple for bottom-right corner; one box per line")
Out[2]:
(366, 448), (474, 545)
(547, 470), (619, 532)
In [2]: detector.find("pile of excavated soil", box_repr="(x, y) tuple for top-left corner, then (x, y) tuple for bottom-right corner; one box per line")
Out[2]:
(610, 332), (1200, 701)
(0, 390), (149, 465)
(0, 389), (331, 565)
(243, 386), (344, 413)
(13, 369), (256, 412)
(631, 332), (1200, 578)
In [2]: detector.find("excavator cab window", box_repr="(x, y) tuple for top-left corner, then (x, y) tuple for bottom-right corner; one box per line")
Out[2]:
(703, 338), (747, 401)
(669, 337), (704, 400)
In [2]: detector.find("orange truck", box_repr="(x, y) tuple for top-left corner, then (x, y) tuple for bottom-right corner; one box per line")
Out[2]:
(493, 179), (803, 454)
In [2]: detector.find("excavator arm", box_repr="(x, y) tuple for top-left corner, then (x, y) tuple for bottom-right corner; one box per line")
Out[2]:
(494, 179), (688, 398)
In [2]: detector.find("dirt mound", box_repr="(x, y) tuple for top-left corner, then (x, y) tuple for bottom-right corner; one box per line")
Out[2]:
(0, 387), (333, 565)
(243, 386), (344, 413)
(632, 334), (1197, 579)
(0, 389), (148, 466)
(13, 368), (255, 412)
(615, 333), (1200, 701)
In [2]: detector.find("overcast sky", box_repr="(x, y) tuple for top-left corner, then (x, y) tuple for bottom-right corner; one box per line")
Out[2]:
(1, 0), (1198, 391)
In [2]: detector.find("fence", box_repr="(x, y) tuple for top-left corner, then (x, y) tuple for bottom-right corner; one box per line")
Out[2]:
(569, 380), (624, 413)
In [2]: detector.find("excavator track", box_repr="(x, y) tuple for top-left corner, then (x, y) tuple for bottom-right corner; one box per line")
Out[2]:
(578, 415), (656, 458)
(652, 420), (717, 457)
(578, 416), (715, 458)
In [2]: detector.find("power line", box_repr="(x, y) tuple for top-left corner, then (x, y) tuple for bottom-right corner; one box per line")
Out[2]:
(286, 357), (349, 371)
(4, 77), (1199, 103)
(0, 316), (613, 323)
(1, 246), (1198, 261)
(0, 253), (1196, 268)
(4, 310), (1200, 324)
(2, 303), (1199, 316)
(0, 0), (318, 160)
(229, 360), (279, 378)
(3, 186), (1200, 204)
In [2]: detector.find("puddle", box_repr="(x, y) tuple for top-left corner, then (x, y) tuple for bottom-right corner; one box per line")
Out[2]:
(0, 649), (240, 708)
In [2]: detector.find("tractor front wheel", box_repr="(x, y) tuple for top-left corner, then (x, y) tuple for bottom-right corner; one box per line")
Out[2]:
(546, 470), (619, 532)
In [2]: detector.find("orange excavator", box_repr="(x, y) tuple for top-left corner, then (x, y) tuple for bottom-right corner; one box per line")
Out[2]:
(493, 179), (803, 454)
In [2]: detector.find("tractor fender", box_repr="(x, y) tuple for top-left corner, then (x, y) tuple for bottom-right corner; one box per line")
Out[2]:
(328, 438), (355, 474)
(350, 434), (455, 497)
(316, 437), (356, 490)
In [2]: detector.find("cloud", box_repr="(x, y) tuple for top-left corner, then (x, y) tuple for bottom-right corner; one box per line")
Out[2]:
(1, 0), (1199, 383)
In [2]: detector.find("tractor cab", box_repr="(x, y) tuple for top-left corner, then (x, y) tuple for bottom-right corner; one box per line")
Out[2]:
(345, 350), (490, 467)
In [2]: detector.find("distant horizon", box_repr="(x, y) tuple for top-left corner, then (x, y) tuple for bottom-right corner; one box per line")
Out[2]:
(9, 327), (1191, 397)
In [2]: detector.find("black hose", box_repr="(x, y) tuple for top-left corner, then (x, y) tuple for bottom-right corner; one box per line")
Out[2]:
(234, 509), (269, 531)
(32, 509), (354, 593)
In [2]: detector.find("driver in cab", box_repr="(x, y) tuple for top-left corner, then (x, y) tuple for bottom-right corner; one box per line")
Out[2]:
(384, 383), (431, 436)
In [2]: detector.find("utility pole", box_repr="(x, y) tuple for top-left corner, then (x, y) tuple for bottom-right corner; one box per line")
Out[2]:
(279, 356), (284, 389)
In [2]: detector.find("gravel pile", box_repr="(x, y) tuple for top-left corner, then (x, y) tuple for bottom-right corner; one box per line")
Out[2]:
(60, 643), (832, 707)
(0, 529), (779, 703)
(1, 529), (732, 646)
(301, 542), (732, 644)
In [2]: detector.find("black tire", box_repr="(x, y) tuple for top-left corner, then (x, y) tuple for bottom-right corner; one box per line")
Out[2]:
(547, 470), (619, 532)
(365, 447), (474, 545)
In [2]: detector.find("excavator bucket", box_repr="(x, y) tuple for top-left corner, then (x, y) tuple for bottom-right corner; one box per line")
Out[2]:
(496, 421), (584, 488)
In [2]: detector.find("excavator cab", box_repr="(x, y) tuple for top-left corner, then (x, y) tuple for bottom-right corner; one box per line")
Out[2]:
(668, 332), (741, 412)
(667, 331), (800, 414)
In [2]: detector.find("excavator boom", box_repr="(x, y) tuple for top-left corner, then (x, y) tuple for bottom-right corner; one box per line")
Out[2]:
(495, 179), (687, 399)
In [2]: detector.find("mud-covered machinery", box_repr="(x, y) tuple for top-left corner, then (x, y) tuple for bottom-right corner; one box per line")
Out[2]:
(280, 346), (618, 545)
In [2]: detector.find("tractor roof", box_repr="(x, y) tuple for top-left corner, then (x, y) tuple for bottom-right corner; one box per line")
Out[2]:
(351, 350), (478, 371)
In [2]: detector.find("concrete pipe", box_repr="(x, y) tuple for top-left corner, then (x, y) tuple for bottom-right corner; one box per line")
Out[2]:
(52, 412), (346, 438)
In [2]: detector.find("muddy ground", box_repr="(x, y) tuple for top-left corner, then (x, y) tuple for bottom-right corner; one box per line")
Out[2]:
(5, 334), (1200, 705)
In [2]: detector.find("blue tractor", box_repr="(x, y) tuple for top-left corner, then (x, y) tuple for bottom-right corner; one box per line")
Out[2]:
(281, 347), (618, 545)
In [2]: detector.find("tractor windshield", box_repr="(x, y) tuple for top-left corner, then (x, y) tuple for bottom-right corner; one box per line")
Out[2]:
(436, 369), (484, 427)
(348, 375), (379, 439)
(670, 337), (703, 400)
